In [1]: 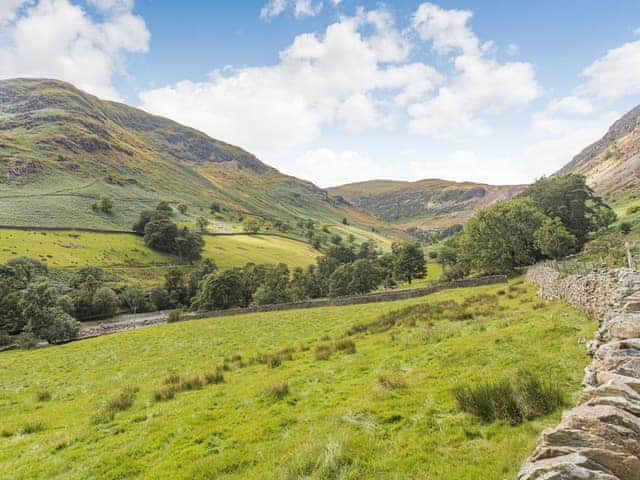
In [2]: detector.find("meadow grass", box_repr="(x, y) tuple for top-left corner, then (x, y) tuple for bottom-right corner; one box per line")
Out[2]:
(0, 229), (318, 271)
(0, 280), (594, 479)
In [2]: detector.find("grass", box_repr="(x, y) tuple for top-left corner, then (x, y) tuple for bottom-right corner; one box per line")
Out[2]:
(0, 280), (594, 479)
(0, 229), (319, 283)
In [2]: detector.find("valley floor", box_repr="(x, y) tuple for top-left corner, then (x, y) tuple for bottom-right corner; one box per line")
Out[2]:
(0, 280), (593, 479)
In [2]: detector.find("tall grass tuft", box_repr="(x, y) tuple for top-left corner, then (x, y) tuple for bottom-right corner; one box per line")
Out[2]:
(453, 371), (564, 425)
(264, 381), (289, 400)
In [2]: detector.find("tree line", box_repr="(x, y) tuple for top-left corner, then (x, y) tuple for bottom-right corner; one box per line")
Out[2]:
(436, 174), (616, 277)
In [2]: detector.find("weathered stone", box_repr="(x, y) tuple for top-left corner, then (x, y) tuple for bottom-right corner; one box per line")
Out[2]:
(519, 452), (619, 479)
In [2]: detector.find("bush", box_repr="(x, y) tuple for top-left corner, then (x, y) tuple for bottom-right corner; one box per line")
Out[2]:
(166, 309), (184, 323)
(92, 287), (119, 319)
(179, 375), (204, 391)
(515, 370), (564, 419)
(620, 222), (633, 235)
(38, 308), (80, 344)
(267, 355), (282, 368)
(264, 381), (289, 400)
(16, 332), (38, 350)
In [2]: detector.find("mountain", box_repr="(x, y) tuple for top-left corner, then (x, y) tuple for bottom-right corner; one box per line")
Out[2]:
(328, 178), (525, 230)
(557, 104), (640, 196)
(0, 78), (389, 241)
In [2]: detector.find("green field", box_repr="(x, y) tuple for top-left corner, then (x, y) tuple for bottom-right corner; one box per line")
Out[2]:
(0, 280), (594, 479)
(0, 229), (318, 271)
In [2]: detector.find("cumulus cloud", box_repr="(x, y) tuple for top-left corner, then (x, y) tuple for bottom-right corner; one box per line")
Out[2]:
(577, 39), (640, 101)
(140, 10), (441, 154)
(260, 0), (322, 20)
(0, 0), (149, 100)
(409, 3), (542, 138)
(292, 148), (388, 187)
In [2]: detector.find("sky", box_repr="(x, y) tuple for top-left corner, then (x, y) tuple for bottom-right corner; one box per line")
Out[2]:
(1, 1), (640, 187)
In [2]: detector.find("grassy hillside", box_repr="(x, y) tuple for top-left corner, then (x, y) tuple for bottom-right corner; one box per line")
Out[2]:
(0, 280), (594, 479)
(0, 79), (393, 244)
(0, 229), (319, 284)
(329, 179), (524, 229)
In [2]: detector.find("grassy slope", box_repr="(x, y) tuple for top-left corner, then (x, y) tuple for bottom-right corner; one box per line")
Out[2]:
(0, 79), (396, 245)
(0, 229), (319, 271)
(0, 281), (594, 479)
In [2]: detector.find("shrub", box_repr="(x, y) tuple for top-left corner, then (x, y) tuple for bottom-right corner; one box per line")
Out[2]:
(334, 339), (356, 354)
(166, 309), (184, 323)
(315, 344), (332, 361)
(0, 330), (13, 347)
(264, 381), (289, 400)
(163, 374), (181, 385)
(620, 222), (632, 235)
(35, 390), (51, 402)
(16, 332), (38, 350)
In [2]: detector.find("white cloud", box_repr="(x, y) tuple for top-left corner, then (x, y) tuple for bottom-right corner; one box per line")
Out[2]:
(635, 27), (640, 36)
(260, 0), (322, 20)
(506, 43), (519, 56)
(0, 0), (31, 23)
(87, 0), (133, 13)
(140, 10), (441, 154)
(577, 39), (640, 101)
(293, 148), (387, 187)
(547, 96), (595, 116)
(0, 0), (149, 100)
(409, 3), (542, 137)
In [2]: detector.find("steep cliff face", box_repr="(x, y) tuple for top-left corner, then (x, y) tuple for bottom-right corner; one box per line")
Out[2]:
(557, 105), (640, 195)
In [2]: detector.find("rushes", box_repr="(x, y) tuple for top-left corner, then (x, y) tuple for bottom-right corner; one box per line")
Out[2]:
(453, 371), (564, 425)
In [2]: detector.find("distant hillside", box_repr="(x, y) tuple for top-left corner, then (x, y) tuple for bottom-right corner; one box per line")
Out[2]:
(328, 179), (524, 229)
(557, 104), (640, 195)
(0, 78), (389, 242)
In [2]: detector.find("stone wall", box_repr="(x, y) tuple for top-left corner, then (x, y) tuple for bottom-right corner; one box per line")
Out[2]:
(79, 275), (507, 339)
(519, 265), (640, 479)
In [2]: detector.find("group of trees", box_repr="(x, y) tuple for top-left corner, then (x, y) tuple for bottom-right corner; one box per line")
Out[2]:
(164, 241), (426, 312)
(0, 258), (80, 344)
(133, 202), (204, 261)
(437, 175), (616, 276)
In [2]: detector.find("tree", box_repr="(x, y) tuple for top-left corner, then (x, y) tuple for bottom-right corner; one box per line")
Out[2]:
(177, 203), (188, 215)
(620, 222), (633, 235)
(120, 284), (147, 314)
(144, 218), (178, 253)
(348, 259), (381, 294)
(342, 217), (349, 225)
(196, 216), (209, 233)
(5, 257), (47, 287)
(165, 269), (188, 306)
(289, 266), (307, 300)
(534, 217), (577, 259)
(192, 270), (246, 311)
(92, 195), (114, 214)
(20, 279), (79, 343)
(187, 258), (218, 299)
(92, 287), (119, 319)
(243, 218), (261, 234)
(522, 174), (613, 247)
(0, 274), (23, 333)
(391, 242), (426, 284)
(328, 264), (354, 297)
(156, 201), (173, 216)
(174, 228), (204, 262)
(133, 209), (154, 234)
(460, 198), (545, 275)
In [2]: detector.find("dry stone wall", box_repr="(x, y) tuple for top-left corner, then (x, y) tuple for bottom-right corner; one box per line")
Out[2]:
(519, 265), (640, 480)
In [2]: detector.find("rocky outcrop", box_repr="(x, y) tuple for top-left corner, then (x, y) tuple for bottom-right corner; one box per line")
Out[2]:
(520, 265), (640, 479)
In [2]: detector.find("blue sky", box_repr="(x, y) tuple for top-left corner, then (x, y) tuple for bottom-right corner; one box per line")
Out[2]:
(1, 0), (640, 187)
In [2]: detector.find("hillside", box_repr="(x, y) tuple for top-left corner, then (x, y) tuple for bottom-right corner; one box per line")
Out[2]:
(0, 79), (389, 243)
(557, 104), (640, 196)
(328, 179), (524, 229)
(0, 280), (593, 479)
